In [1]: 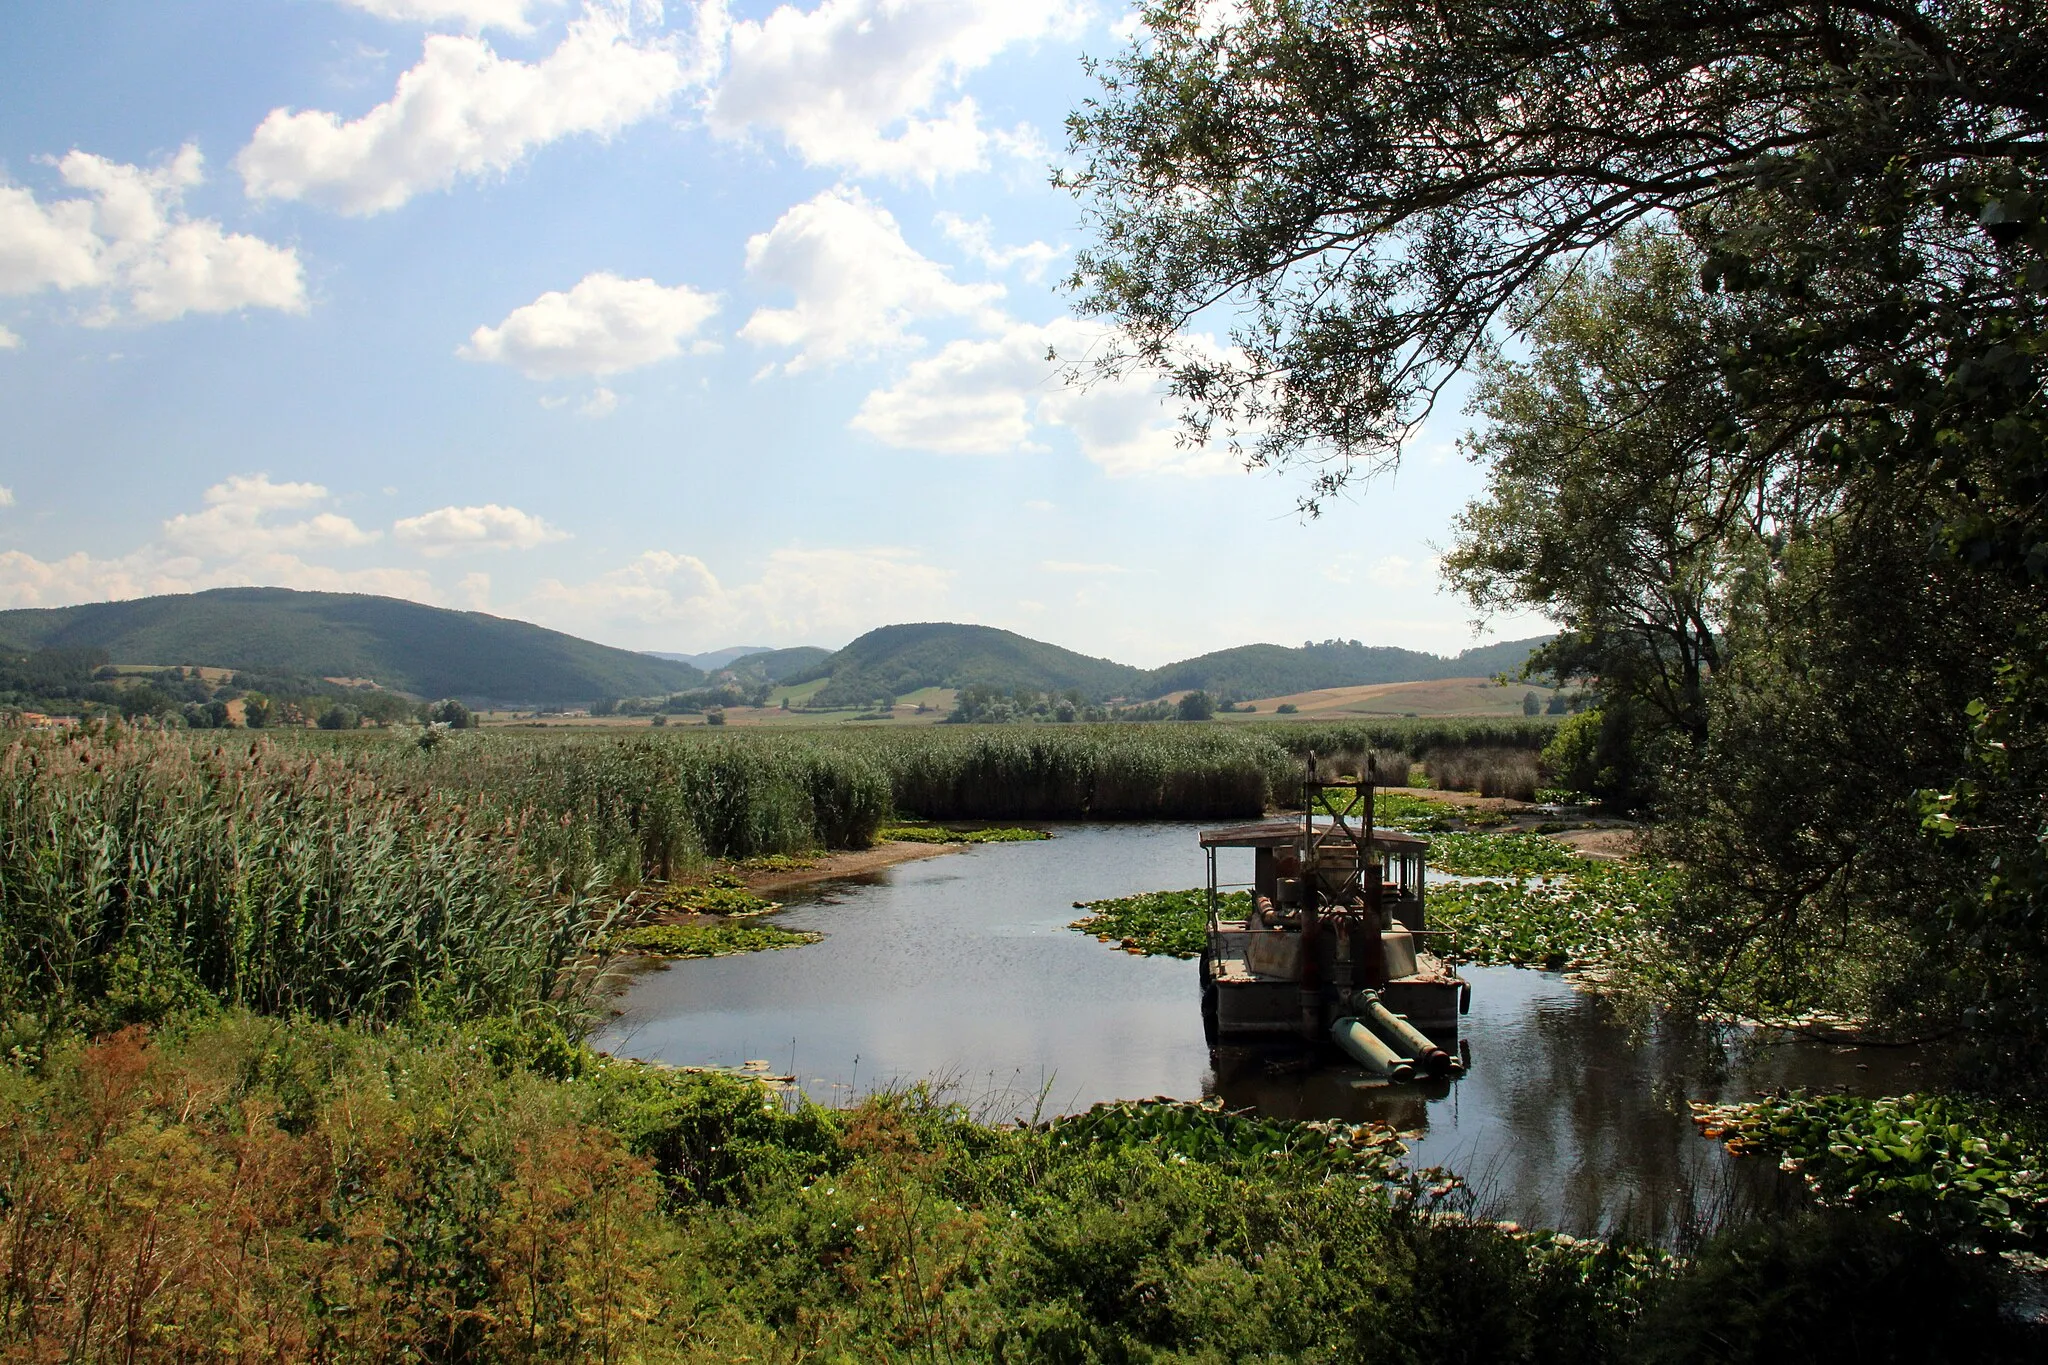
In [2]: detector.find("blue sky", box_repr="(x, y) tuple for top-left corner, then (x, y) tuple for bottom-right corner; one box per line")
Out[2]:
(0, 0), (1544, 665)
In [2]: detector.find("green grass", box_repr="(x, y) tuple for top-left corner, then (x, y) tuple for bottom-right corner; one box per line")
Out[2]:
(606, 922), (820, 958)
(879, 823), (1052, 843)
(1069, 889), (1252, 957)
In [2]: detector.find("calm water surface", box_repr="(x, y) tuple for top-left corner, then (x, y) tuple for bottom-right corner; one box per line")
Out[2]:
(595, 823), (1926, 1240)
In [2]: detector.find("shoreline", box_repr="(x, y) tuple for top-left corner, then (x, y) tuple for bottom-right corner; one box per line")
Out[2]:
(739, 838), (965, 895)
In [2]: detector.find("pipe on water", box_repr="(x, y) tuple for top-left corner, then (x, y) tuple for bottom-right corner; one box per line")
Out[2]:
(1351, 991), (1453, 1077)
(1330, 1016), (1416, 1083)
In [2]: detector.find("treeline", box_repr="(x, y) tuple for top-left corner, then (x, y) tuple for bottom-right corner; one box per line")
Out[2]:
(592, 680), (773, 717)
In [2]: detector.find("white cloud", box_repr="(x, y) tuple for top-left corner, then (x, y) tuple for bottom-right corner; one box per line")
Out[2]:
(0, 486), (13, 506)
(458, 570), (492, 608)
(160, 474), (380, 558)
(460, 271), (718, 378)
(526, 543), (950, 646)
(579, 385), (619, 417)
(237, 3), (690, 215)
(741, 186), (1002, 372)
(935, 211), (1061, 282)
(392, 503), (569, 555)
(706, 0), (1087, 182)
(852, 318), (1245, 477)
(334, 0), (562, 33)
(0, 326), (15, 350)
(0, 547), (436, 610)
(1041, 560), (1125, 574)
(0, 145), (305, 323)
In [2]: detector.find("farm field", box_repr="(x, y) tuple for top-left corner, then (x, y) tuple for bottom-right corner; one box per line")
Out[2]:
(1224, 675), (1566, 718)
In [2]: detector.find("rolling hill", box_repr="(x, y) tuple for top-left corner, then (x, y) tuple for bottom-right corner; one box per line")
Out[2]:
(0, 588), (705, 706)
(724, 646), (835, 683)
(786, 623), (1147, 707)
(782, 623), (1552, 707)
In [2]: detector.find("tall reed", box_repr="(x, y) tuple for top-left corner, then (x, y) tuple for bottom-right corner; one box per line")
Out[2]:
(0, 731), (612, 1036)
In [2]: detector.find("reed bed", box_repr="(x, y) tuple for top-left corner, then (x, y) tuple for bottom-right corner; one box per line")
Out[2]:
(1422, 746), (1544, 801)
(0, 730), (613, 1037)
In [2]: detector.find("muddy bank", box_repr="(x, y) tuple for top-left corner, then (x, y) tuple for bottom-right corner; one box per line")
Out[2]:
(739, 839), (964, 895)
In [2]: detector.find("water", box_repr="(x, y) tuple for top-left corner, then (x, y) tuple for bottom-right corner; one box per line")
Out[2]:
(595, 822), (1928, 1241)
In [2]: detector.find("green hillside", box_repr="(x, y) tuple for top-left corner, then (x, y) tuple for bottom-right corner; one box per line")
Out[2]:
(725, 646), (834, 683)
(782, 624), (1552, 708)
(0, 588), (704, 705)
(1138, 636), (1552, 700)
(790, 623), (1145, 706)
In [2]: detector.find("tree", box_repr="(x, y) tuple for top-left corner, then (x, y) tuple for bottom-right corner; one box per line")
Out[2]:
(428, 698), (474, 729)
(1521, 692), (1541, 717)
(317, 703), (359, 730)
(1065, 0), (2048, 1077)
(1176, 690), (1215, 721)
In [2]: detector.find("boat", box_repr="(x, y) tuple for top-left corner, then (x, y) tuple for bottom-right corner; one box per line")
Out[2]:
(1197, 766), (1468, 1081)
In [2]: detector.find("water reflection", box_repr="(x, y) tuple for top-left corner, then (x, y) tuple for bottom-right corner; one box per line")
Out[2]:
(595, 822), (1925, 1242)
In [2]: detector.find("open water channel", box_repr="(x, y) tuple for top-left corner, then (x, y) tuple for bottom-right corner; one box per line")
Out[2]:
(595, 822), (1928, 1243)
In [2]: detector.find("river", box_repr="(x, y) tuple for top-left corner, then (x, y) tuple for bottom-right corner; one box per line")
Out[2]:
(593, 822), (1928, 1242)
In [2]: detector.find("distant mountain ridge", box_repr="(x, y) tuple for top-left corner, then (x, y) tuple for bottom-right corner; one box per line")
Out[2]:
(786, 623), (1553, 706)
(646, 646), (776, 671)
(0, 591), (1549, 710)
(0, 588), (705, 705)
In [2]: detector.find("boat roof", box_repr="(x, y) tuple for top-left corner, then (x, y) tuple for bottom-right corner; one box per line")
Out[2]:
(1199, 819), (1429, 851)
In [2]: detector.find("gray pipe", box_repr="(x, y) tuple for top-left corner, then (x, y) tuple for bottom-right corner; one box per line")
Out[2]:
(1352, 991), (1453, 1077)
(1330, 1016), (1416, 1082)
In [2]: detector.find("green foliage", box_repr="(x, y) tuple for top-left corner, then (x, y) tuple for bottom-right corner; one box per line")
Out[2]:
(16, 1013), (2022, 1362)
(605, 922), (819, 958)
(655, 881), (780, 916)
(1625, 1209), (2019, 1365)
(1141, 635), (1550, 700)
(1428, 832), (1583, 877)
(1692, 1092), (2048, 1260)
(1429, 863), (1673, 970)
(1046, 1097), (1408, 1180)
(0, 731), (617, 1037)
(878, 823), (1051, 843)
(1174, 688), (1215, 720)
(1069, 888), (1251, 957)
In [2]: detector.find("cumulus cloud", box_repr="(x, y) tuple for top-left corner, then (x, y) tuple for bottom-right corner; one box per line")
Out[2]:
(706, 0), (1087, 182)
(0, 547), (436, 610)
(741, 186), (1002, 372)
(0, 325), (20, 350)
(237, 3), (690, 215)
(334, 0), (563, 32)
(392, 503), (569, 555)
(526, 543), (950, 646)
(0, 145), (306, 323)
(461, 272), (718, 378)
(0, 486), (13, 506)
(851, 318), (1243, 477)
(160, 474), (380, 558)
(579, 386), (619, 417)
(935, 211), (1061, 282)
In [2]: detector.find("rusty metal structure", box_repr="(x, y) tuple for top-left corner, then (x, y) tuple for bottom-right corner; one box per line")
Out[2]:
(1197, 760), (1467, 1079)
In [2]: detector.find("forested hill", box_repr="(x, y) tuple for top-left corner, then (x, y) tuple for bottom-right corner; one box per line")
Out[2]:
(789, 623), (1145, 706)
(0, 588), (705, 705)
(788, 623), (1552, 705)
(1139, 637), (1551, 700)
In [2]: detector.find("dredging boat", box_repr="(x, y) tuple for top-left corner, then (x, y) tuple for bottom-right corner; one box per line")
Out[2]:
(1197, 768), (1468, 1081)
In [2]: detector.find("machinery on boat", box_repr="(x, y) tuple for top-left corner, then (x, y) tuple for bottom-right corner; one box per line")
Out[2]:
(1198, 766), (1468, 1081)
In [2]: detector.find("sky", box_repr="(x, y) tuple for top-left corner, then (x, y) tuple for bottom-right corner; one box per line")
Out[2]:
(0, 0), (1547, 667)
